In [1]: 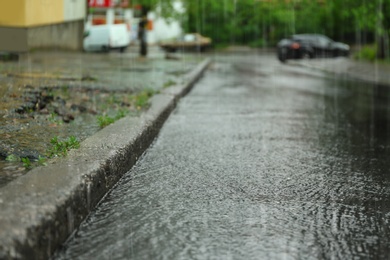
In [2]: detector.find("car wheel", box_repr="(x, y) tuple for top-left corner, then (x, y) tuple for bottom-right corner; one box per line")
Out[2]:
(278, 48), (287, 63)
(302, 52), (311, 60)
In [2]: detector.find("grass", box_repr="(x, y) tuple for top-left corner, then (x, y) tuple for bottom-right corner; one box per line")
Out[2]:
(46, 136), (80, 158)
(96, 88), (158, 129)
(6, 86), (160, 171)
(97, 109), (129, 128)
(48, 112), (63, 125)
(5, 154), (20, 162)
(97, 115), (116, 128)
(6, 155), (33, 170)
(6, 154), (47, 170)
(163, 80), (176, 89)
(21, 157), (32, 170)
(37, 156), (47, 166)
(5, 136), (79, 170)
(133, 89), (156, 109)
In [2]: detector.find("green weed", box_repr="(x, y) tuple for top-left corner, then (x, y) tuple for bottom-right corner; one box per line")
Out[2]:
(163, 80), (176, 89)
(107, 94), (120, 106)
(48, 112), (63, 125)
(21, 157), (32, 170)
(6, 154), (20, 162)
(133, 89), (156, 109)
(115, 109), (128, 120)
(97, 109), (128, 128)
(4, 138), (76, 170)
(67, 136), (80, 149)
(37, 156), (47, 166)
(47, 136), (80, 158)
(6, 154), (46, 170)
(97, 115), (116, 128)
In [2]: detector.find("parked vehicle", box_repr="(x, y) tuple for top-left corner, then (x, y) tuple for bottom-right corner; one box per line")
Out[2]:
(159, 33), (212, 52)
(83, 23), (130, 52)
(277, 34), (350, 62)
(83, 9), (131, 52)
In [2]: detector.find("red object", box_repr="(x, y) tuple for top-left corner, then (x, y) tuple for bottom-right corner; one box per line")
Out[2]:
(291, 43), (300, 49)
(147, 20), (153, 31)
(88, 0), (115, 8)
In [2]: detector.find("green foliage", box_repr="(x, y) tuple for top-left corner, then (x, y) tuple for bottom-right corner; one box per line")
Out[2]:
(131, 0), (177, 19)
(4, 137), (77, 170)
(96, 88), (157, 129)
(97, 109), (128, 129)
(47, 136), (80, 158)
(355, 45), (377, 61)
(37, 156), (47, 166)
(67, 136), (81, 150)
(115, 109), (128, 120)
(180, 0), (390, 56)
(21, 157), (32, 170)
(48, 112), (63, 125)
(6, 154), (20, 162)
(6, 154), (31, 170)
(163, 80), (176, 89)
(5, 154), (46, 170)
(97, 115), (116, 128)
(133, 89), (156, 109)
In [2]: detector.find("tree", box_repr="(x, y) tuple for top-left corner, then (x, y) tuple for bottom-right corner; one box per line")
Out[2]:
(179, 0), (390, 58)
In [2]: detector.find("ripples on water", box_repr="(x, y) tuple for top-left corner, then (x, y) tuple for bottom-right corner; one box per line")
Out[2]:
(55, 58), (390, 259)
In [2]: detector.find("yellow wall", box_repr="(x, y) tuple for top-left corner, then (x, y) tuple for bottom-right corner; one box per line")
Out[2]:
(0, 0), (26, 26)
(0, 0), (64, 27)
(25, 0), (64, 26)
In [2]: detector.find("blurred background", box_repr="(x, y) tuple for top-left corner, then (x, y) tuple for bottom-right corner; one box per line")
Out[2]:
(0, 0), (388, 61)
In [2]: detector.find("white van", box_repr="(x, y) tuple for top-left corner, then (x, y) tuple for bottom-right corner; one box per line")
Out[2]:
(83, 23), (130, 52)
(83, 9), (131, 52)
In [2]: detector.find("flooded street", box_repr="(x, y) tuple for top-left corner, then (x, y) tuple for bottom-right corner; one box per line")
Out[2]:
(55, 52), (390, 259)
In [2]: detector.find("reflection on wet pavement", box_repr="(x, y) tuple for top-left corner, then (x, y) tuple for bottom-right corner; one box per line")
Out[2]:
(55, 53), (390, 259)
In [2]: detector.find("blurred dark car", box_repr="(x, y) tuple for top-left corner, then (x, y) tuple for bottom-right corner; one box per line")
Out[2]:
(277, 34), (350, 62)
(159, 33), (212, 53)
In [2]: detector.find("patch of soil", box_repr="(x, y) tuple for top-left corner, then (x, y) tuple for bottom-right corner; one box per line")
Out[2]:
(0, 85), (146, 187)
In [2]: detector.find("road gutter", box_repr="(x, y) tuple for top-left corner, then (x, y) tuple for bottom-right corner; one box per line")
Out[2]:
(0, 58), (211, 259)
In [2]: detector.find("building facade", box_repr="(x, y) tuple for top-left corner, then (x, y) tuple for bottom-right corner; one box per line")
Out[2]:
(0, 0), (86, 52)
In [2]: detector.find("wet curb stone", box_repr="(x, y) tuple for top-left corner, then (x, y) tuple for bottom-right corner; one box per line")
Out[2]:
(0, 58), (211, 259)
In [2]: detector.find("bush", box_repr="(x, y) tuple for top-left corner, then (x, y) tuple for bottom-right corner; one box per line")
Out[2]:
(354, 45), (377, 62)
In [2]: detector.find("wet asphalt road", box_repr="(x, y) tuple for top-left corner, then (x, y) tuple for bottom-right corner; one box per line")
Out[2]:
(55, 52), (390, 259)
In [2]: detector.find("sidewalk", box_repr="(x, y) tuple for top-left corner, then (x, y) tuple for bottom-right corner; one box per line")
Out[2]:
(0, 46), (204, 187)
(0, 46), (210, 259)
(291, 57), (390, 86)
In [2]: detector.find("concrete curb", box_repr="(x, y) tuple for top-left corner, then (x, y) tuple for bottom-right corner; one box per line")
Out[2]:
(0, 58), (211, 259)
